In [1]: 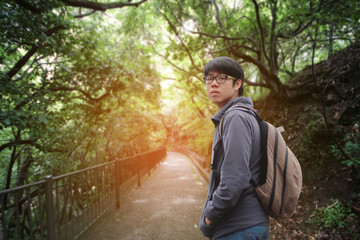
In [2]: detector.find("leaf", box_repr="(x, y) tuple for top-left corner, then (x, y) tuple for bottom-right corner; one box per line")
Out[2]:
(4, 118), (10, 126)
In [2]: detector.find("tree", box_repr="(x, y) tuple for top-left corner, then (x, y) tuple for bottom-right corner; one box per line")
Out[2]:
(155, 0), (359, 99)
(0, 0), (164, 189)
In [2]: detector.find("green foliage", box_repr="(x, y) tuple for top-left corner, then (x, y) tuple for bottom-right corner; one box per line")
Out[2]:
(341, 140), (360, 167)
(295, 111), (329, 166)
(331, 127), (360, 179)
(307, 199), (355, 231)
(155, 0), (359, 99)
(0, 1), (166, 189)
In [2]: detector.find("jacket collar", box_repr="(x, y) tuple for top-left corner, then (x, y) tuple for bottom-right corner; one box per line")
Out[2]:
(211, 97), (254, 125)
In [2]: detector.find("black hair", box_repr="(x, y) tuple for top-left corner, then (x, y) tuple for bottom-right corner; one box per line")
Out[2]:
(203, 57), (244, 96)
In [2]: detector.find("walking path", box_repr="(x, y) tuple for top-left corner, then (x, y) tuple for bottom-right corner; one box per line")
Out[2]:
(79, 152), (208, 240)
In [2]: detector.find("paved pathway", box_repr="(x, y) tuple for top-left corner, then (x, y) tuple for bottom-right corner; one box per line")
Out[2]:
(79, 152), (208, 240)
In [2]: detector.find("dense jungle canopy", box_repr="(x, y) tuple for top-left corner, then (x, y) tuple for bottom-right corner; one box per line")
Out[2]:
(1, 0), (359, 210)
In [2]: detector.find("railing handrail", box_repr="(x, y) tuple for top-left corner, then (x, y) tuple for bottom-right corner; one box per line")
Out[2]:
(0, 147), (165, 193)
(53, 160), (118, 181)
(52, 149), (164, 181)
(0, 180), (46, 195)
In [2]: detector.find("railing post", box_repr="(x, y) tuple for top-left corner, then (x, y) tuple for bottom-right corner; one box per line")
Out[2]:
(1, 194), (8, 240)
(44, 175), (56, 240)
(114, 159), (120, 209)
(137, 158), (141, 187)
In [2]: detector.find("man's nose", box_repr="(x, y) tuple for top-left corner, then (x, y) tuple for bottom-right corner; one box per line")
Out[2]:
(211, 79), (219, 87)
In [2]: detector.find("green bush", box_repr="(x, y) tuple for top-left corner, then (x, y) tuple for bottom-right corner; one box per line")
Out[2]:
(331, 129), (360, 179)
(296, 114), (329, 166)
(307, 199), (355, 230)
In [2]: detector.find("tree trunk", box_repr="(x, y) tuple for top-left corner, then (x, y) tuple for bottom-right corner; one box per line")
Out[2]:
(16, 147), (34, 186)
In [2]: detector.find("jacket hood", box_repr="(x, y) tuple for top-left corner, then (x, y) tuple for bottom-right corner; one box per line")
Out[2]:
(212, 97), (255, 124)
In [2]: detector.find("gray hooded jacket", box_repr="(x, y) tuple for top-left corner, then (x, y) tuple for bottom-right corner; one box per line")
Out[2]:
(199, 97), (269, 239)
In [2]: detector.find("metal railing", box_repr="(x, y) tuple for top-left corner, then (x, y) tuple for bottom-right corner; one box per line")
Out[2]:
(0, 147), (166, 240)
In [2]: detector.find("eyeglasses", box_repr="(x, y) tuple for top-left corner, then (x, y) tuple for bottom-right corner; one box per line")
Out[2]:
(203, 75), (236, 84)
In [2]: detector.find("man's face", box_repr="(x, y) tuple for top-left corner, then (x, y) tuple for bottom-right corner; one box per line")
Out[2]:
(205, 71), (242, 109)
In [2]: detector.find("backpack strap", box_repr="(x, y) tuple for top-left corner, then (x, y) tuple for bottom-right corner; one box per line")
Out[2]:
(218, 104), (267, 187)
(219, 105), (261, 139)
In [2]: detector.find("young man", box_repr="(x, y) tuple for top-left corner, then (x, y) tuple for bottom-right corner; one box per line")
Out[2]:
(199, 57), (269, 240)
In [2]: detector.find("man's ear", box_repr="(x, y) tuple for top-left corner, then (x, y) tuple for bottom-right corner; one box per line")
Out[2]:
(234, 79), (242, 90)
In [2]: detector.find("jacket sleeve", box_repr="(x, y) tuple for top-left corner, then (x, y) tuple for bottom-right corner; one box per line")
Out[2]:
(204, 111), (254, 223)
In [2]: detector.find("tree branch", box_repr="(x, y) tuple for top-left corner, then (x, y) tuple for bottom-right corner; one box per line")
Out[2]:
(209, 45), (235, 54)
(49, 85), (110, 102)
(183, 28), (257, 43)
(14, 0), (43, 14)
(151, 47), (202, 82)
(211, 0), (225, 30)
(278, 0), (321, 39)
(5, 46), (38, 81)
(230, 48), (284, 93)
(60, 0), (147, 11)
(0, 139), (38, 153)
(14, 82), (49, 110)
(278, 21), (314, 39)
(230, 49), (271, 79)
(159, 10), (202, 73)
(269, 0), (278, 74)
(251, 0), (270, 63)
(4, 25), (67, 82)
(182, 26), (260, 57)
(74, 10), (96, 18)
(243, 77), (271, 89)
(191, 96), (206, 118)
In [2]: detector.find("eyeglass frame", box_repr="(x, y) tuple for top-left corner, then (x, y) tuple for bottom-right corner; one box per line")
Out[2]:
(203, 75), (237, 84)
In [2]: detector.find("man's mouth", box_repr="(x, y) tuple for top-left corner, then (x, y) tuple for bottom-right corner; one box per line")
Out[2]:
(210, 90), (219, 95)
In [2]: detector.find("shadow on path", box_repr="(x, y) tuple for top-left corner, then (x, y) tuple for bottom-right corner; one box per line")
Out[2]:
(79, 152), (208, 240)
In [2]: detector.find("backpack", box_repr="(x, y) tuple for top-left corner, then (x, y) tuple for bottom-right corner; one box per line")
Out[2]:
(219, 105), (302, 219)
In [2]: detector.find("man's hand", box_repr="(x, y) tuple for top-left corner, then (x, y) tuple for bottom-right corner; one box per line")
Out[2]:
(205, 217), (213, 226)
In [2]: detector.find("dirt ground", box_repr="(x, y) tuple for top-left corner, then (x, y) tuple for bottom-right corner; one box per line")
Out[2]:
(269, 164), (360, 240)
